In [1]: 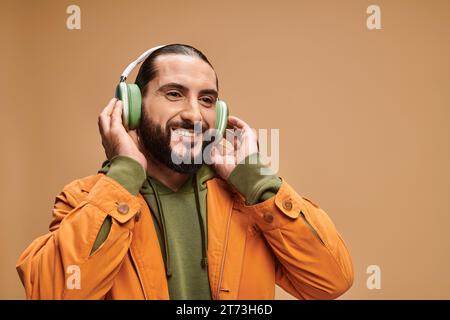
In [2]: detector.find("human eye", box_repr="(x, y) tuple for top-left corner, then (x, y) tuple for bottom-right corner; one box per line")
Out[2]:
(166, 91), (183, 100)
(199, 96), (215, 107)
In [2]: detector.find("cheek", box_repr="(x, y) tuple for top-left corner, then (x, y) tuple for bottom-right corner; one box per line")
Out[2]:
(143, 96), (172, 125)
(202, 108), (216, 129)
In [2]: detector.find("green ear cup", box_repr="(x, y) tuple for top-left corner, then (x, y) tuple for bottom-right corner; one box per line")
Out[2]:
(114, 82), (142, 130)
(126, 84), (142, 130)
(115, 82), (130, 128)
(215, 99), (229, 142)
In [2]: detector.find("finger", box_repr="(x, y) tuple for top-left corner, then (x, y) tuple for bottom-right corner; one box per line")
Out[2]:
(219, 137), (235, 156)
(99, 98), (117, 134)
(100, 97), (118, 117)
(223, 128), (236, 146)
(98, 116), (108, 136)
(227, 115), (251, 130)
(210, 145), (218, 160)
(211, 144), (231, 165)
(233, 132), (238, 151)
(210, 145), (221, 164)
(110, 100), (124, 129)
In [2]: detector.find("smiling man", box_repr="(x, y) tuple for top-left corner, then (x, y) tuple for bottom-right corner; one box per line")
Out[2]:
(16, 44), (354, 300)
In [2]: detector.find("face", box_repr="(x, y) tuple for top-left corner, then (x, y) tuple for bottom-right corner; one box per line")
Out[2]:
(138, 54), (218, 173)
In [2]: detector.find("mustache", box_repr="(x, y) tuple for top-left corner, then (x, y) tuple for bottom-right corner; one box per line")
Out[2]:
(168, 120), (209, 133)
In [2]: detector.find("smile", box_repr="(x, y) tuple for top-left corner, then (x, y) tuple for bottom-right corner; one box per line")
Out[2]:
(171, 128), (201, 138)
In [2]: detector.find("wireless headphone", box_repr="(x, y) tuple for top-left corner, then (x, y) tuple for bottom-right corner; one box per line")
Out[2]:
(115, 45), (229, 141)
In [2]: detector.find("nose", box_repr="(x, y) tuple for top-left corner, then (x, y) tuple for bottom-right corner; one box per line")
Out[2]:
(179, 97), (203, 125)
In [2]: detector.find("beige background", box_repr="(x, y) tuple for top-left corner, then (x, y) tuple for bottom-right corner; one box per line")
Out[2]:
(1, 0), (449, 299)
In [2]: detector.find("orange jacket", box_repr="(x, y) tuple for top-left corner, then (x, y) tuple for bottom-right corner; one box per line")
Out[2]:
(16, 173), (353, 299)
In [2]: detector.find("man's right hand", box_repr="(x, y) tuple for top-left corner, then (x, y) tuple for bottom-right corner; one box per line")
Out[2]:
(98, 98), (148, 171)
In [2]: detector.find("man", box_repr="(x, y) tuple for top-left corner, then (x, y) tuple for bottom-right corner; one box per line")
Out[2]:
(16, 44), (353, 300)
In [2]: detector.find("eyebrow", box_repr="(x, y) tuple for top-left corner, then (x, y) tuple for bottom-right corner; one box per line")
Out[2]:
(157, 82), (218, 98)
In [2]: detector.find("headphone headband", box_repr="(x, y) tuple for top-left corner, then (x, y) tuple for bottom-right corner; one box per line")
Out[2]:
(120, 45), (167, 81)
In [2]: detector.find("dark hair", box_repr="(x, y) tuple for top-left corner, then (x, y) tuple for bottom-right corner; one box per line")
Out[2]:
(134, 43), (218, 97)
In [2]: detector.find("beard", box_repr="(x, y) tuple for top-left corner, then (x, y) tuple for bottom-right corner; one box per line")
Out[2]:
(137, 108), (209, 174)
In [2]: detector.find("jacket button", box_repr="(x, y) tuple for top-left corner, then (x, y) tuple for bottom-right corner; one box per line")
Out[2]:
(117, 203), (129, 215)
(263, 212), (274, 223)
(282, 199), (293, 211)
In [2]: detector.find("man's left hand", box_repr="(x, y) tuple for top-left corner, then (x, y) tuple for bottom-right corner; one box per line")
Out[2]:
(210, 116), (259, 180)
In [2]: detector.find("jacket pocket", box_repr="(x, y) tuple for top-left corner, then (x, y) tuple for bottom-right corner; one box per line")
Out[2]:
(299, 210), (325, 246)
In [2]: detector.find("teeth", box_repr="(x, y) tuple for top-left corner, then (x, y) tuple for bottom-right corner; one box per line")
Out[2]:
(173, 128), (196, 137)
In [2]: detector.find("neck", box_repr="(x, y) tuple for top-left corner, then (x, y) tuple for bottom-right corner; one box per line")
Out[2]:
(145, 152), (192, 192)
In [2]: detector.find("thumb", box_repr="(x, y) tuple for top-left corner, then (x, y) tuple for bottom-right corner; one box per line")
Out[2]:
(110, 100), (125, 130)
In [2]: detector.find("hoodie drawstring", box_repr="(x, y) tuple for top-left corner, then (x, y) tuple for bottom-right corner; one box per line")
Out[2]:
(148, 178), (172, 278)
(193, 172), (208, 268)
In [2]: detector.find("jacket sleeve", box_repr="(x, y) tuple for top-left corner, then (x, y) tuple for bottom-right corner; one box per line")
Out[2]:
(242, 179), (354, 299)
(16, 174), (144, 299)
(228, 153), (353, 299)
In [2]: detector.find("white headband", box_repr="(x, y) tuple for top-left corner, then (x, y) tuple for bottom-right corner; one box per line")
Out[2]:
(120, 45), (167, 81)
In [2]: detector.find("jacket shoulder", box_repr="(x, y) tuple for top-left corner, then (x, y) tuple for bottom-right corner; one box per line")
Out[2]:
(61, 173), (104, 198)
(49, 173), (105, 231)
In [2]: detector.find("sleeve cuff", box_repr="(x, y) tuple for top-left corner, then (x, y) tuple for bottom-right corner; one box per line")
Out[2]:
(233, 178), (306, 232)
(227, 153), (282, 205)
(106, 155), (146, 196)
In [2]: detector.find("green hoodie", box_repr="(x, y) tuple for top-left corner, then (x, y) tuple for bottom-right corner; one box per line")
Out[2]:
(95, 153), (281, 299)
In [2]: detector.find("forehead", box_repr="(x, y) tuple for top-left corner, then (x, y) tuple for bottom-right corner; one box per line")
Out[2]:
(153, 54), (217, 90)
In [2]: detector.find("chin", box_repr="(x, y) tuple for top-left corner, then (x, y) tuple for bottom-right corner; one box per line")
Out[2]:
(171, 142), (204, 161)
